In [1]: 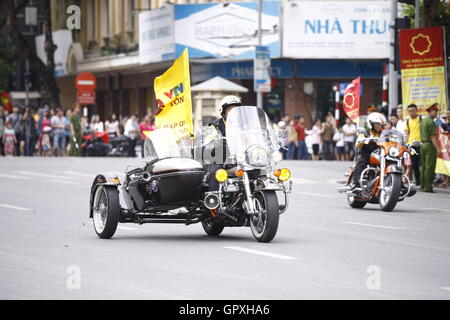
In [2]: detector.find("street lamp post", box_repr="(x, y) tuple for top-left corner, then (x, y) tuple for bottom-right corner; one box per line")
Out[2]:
(388, 0), (398, 116)
(257, 0), (263, 109)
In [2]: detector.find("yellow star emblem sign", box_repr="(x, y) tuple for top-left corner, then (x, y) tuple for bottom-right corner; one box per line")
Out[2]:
(410, 33), (432, 56)
(344, 92), (355, 108)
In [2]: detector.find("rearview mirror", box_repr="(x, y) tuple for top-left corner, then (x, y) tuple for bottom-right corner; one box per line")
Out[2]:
(356, 127), (366, 134)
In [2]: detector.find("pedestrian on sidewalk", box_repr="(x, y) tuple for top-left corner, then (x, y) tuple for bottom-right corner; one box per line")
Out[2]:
(69, 104), (82, 157)
(405, 104), (422, 186)
(0, 105), (5, 156)
(38, 112), (52, 157)
(3, 121), (16, 156)
(21, 107), (36, 156)
(321, 114), (335, 160)
(294, 114), (308, 160)
(420, 103), (440, 193)
(342, 117), (357, 161)
(333, 126), (345, 161)
(7, 105), (22, 156)
(286, 119), (298, 160)
(51, 108), (66, 157)
(125, 114), (139, 158)
(138, 115), (154, 158)
(311, 119), (323, 161)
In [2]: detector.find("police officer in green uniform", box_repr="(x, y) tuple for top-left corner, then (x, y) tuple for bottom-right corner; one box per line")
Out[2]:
(420, 103), (440, 193)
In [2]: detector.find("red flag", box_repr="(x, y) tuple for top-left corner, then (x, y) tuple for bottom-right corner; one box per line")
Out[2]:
(343, 77), (360, 123)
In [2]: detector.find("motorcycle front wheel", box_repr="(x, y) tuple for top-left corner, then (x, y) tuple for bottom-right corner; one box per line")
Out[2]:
(379, 173), (402, 212)
(250, 191), (279, 243)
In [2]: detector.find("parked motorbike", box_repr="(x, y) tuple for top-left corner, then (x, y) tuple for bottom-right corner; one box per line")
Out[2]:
(89, 106), (292, 242)
(108, 135), (129, 157)
(81, 130), (111, 157)
(338, 129), (417, 211)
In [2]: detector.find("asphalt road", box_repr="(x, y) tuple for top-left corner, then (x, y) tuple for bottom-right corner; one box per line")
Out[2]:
(1, 157), (450, 299)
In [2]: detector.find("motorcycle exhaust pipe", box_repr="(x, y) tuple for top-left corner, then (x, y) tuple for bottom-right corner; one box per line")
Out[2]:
(129, 172), (151, 185)
(337, 186), (352, 193)
(204, 193), (220, 210)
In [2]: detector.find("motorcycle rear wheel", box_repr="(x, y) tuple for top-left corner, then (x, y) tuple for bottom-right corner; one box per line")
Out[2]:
(347, 174), (367, 208)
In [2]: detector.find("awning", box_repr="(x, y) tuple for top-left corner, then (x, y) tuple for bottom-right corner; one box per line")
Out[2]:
(191, 76), (248, 93)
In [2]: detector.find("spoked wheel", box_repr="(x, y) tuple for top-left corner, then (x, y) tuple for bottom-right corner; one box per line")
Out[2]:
(92, 186), (120, 239)
(201, 218), (225, 236)
(250, 191), (279, 243)
(379, 174), (402, 212)
(347, 174), (367, 209)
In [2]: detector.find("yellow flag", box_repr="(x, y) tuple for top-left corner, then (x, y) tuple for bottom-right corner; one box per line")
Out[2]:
(154, 48), (193, 135)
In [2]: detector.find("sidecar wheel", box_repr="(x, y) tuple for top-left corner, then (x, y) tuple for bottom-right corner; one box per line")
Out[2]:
(250, 191), (279, 243)
(201, 219), (224, 236)
(92, 186), (120, 239)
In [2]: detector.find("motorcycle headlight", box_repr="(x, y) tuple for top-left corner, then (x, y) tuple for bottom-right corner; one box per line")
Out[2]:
(246, 146), (269, 167)
(236, 152), (246, 164)
(389, 146), (400, 157)
(271, 151), (283, 163)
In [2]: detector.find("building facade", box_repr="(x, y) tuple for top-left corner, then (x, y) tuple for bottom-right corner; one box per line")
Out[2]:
(50, 0), (389, 128)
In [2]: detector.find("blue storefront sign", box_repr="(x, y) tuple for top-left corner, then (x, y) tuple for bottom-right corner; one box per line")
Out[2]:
(295, 60), (385, 79)
(192, 59), (293, 83)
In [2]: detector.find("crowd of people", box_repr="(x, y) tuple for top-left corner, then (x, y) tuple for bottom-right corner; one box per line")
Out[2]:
(276, 104), (450, 189)
(1, 100), (449, 189)
(276, 112), (360, 162)
(0, 103), (155, 158)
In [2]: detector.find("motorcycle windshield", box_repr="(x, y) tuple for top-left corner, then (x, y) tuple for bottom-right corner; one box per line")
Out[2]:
(143, 128), (192, 161)
(226, 106), (274, 158)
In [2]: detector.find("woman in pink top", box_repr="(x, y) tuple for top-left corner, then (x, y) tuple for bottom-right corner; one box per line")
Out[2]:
(39, 112), (52, 157)
(138, 115), (155, 158)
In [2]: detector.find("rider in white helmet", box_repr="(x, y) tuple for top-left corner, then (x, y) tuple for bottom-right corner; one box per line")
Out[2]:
(206, 95), (242, 192)
(209, 95), (242, 137)
(351, 112), (387, 190)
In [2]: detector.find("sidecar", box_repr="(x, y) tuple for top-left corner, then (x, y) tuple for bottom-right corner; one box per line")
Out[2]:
(89, 128), (208, 239)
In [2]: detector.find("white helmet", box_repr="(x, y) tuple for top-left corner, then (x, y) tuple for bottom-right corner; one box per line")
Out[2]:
(366, 112), (387, 130)
(218, 95), (242, 117)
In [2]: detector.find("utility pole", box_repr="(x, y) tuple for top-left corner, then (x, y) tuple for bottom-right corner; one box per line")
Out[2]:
(414, 0), (420, 28)
(388, 0), (398, 116)
(257, 0), (263, 109)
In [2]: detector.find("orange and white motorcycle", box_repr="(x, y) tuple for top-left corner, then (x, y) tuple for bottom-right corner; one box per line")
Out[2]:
(338, 130), (417, 212)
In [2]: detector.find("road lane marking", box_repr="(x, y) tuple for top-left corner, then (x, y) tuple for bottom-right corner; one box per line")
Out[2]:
(117, 225), (138, 231)
(0, 204), (34, 212)
(342, 221), (423, 231)
(297, 191), (335, 199)
(422, 207), (450, 213)
(291, 177), (317, 185)
(223, 246), (300, 260)
(0, 173), (31, 180)
(48, 179), (77, 185)
(59, 171), (94, 177)
(14, 170), (71, 180)
(87, 220), (137, 231)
